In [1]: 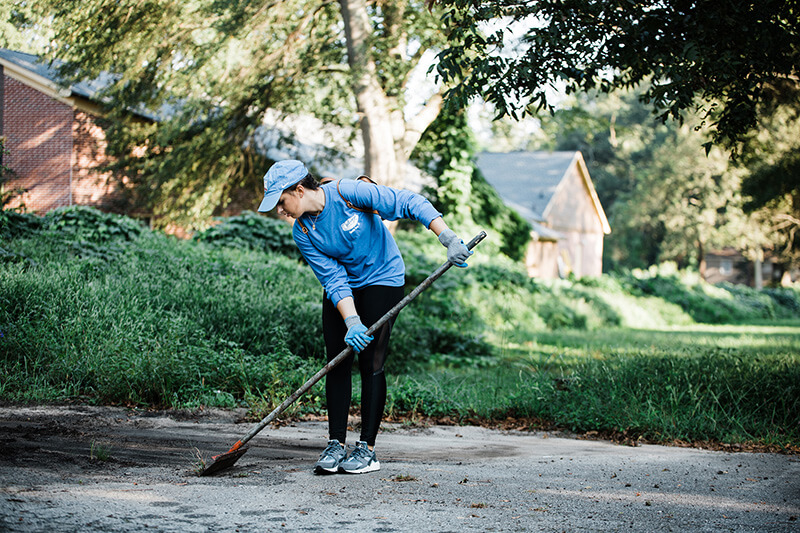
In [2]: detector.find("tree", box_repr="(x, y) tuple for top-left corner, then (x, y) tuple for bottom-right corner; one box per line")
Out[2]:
(433, 0), (800, 153)
(30, 0), (449, 228)
(738, 107), (800, 270)
(0, 1), (49, 54)
(411, 109), (531, 260)
(339, 0), (445, 190)
(612, 126), (756, 274)
(430, 0), (799, 273)
(534, 88), (771, 273)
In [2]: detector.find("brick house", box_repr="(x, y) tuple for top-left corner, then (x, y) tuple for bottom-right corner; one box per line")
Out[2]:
(475, 151), (611, 278)
(0, 48), (125, 213)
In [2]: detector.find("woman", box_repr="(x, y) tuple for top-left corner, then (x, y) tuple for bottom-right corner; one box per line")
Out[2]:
(258, 160), (471, 474)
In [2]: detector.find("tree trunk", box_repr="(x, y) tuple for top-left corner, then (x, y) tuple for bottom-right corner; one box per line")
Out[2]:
(338, 0), (442, 190)
(754, 248), (764, 289)
(698, 240), (706, 279)
(338, 0), (400, 188)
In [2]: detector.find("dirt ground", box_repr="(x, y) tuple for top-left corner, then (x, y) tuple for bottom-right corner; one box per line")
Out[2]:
(1, 405), (798, 532)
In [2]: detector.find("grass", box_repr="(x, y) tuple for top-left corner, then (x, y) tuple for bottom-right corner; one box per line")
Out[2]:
(388, 323), (800, 449)
(0, 230), (326, 409)
(191, 447), (208, 475)
(89, 440), (113, 461)
(1, 207), (799, 450)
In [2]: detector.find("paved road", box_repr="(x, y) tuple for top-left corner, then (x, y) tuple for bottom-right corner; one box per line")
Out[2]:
(1, 406), (798, 532)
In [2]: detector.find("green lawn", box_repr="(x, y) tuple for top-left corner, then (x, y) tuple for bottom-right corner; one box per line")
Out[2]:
(2, 207), (799, 450)
(384, 322), (800, 449)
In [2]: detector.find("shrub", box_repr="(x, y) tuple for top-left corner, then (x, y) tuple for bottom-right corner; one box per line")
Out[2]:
(0, 221), (325, 406)
(44, 205), (146, 242)
(562, 286), (622, 328)
(3, 207), (798, 420)
(629, 272), (749, 323)
(389, 281), (496, 371)
(763, 287), (800, 317)
(0, 210), (43, 239)
(535, 296), (588, 330)
(470, 262), (530, 288)
(194, 211), (298, 258)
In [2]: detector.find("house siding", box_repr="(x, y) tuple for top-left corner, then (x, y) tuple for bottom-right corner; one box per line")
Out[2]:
(3, 75), (73, 212)
(476, 151), (610, 279)
(558, 230), (604, 277)
(526, 240), (560, 278)
(546, 166), (604, 235)
(72, 110), (118, 208)
(2, 71), (119, 213)
(544, 165), (605, 277)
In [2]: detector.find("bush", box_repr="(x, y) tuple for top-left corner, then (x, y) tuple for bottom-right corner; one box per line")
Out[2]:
(0, 210), (43, 239)
(44, 205), (146, 242)
(470, 262), (530, 288)
(2, 207), (798, 423)
(194, 211), (298, 258)
(629, 272), (752, 323)
(763, 287), (800, 317)
(562, 286), (622, 328)
(0, 221), (326, 406)
(536, 296), (588, 330)
(388, 269), (497, 371)
(470, 169), (533, 261)
(627, 269), (800, 324)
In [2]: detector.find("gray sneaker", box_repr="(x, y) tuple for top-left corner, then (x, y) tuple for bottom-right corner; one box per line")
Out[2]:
(338, 441), (380, 474)
(314, 439), (346, 474)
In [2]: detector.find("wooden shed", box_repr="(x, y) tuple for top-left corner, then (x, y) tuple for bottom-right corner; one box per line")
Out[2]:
(475, 151), (611, 278)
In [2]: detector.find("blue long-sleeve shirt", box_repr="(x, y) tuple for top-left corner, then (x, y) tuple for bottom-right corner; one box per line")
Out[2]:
(293, 178), (442, 307)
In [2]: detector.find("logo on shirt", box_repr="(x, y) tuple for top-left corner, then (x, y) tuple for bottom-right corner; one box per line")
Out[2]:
(341, 214), (360, 233)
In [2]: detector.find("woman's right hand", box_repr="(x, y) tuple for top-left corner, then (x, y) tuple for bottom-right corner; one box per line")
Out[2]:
(344, 315), (373, 353)
(438, 229), (472, 267)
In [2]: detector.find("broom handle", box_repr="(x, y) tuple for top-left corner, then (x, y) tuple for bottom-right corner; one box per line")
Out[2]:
(236, 230), (487, 447)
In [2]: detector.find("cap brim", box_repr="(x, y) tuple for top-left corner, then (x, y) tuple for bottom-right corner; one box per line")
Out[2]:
(258, 189), (282, 212)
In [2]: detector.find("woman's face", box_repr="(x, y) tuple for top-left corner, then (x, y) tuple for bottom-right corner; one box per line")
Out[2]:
(276, 189), (302, 218)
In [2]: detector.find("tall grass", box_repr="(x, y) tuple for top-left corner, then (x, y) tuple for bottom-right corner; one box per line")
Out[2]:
(0, 245), (323, 408)
(2, 207), (799, 448)
(549, 350), (798, 445)
(391, 325), (800, 448)
(1, 210), (326, 407)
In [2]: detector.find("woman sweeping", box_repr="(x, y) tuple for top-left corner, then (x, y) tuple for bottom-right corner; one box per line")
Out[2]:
(257, 160), (471, 474)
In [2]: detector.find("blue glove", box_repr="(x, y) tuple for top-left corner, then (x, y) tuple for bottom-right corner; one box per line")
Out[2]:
(344, 315), (373, 353)
(438, 229), (472, 267)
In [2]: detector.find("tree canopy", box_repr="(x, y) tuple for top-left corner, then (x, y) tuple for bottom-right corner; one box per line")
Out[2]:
(530, 88), (787, 273)
(432, 0), (800, 273)
(433, 0), (800, 151)
(26, 0), (449, 228)
(0, 2), (47, 54)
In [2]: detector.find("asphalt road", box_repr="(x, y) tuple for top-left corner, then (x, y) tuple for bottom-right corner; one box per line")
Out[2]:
(1, 406), (798, 532)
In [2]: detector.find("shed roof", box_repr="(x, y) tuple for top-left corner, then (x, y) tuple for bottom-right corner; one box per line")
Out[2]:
(476, 151), (610, 234)
(476, 151), (577, 223)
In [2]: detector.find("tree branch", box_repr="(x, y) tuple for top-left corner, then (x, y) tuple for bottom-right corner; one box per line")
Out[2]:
(403, 91), (443, 151)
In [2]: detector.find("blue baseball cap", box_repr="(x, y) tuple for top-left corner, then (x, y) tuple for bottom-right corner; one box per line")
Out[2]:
(257, 160), (309, 212)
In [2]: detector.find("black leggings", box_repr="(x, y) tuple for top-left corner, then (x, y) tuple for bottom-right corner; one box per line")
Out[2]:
(322, 284), (404, 447)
